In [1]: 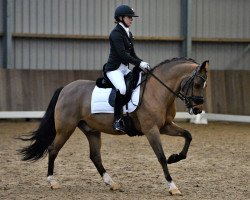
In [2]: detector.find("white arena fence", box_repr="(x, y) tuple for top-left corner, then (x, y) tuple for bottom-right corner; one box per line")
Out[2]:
(0, 111), (250, 124)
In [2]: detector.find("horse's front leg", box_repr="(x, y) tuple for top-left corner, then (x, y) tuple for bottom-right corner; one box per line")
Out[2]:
(144, 126), (182, 195)
(160, 122), (192, 164)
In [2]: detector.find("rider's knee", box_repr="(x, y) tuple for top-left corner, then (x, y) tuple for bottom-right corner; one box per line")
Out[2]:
(118, 87), (126, 95)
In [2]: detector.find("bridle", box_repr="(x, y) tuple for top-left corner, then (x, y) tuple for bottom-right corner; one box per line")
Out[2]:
(145, 65), (207, 112)
(179, 67), (207, 109)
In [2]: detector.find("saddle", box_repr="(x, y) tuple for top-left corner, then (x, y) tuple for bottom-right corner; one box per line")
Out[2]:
(96, 65), (143, 137)
(96, 65), (142, 107)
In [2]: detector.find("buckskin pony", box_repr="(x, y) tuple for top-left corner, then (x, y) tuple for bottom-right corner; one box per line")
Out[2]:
(19, 58), (209, 196)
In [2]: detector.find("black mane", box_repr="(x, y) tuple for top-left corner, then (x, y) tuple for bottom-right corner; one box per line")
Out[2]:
(154, 57), (198, 69)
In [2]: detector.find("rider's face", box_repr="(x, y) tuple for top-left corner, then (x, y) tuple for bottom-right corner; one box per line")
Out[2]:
(123, 16), (133, 27)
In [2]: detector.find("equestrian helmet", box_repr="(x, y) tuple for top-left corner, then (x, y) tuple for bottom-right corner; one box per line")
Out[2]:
(114, 5), (138, 20)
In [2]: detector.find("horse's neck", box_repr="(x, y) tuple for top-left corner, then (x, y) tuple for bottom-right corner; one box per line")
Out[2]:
(154, 63), (196, 93)
(146, 63), (196, 111)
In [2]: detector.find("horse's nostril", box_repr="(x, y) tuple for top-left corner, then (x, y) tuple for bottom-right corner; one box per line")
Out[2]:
(193, 107), (202, 115)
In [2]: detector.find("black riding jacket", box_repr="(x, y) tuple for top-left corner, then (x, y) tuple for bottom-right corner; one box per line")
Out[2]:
(104, 24), (142, 72)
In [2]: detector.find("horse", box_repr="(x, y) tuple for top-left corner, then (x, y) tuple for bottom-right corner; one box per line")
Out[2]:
(19, 58), (209, 196)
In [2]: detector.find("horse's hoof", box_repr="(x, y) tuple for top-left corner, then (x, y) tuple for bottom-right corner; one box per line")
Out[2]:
(47, 176), (61, 190)
(169, 188), (182, 196)
(50, 182), (61, 190)
(110, 183), (122, 191)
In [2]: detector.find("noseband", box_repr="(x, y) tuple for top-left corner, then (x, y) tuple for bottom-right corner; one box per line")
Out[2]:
(145, 65), (207, 111)
(180, 68), (207, 109)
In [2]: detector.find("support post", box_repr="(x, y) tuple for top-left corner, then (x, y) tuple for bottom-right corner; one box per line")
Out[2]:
(181, 0), (192, 58)
(3, 0), (12, 68)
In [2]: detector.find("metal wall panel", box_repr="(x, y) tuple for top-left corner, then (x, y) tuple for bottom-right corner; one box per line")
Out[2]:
(2, 0), (250, 70)
(193, 43), (250, 70)
(12, 39), (110, 70)
(0, 0), (2, 67)
(12, 38), (181, 70)
(135, 41), (181, 66)
(193, 0), (250, 38)
(131, 0), (181, 37)
(0, 0), (3, 33)
(9, 0), (182, 70)
(12, 0), (181, 37)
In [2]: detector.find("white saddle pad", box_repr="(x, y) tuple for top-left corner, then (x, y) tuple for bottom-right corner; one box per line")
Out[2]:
(91, 73), (142, 114)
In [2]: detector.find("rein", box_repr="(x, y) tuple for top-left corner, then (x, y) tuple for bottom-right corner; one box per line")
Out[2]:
(145, 70), (187, 102)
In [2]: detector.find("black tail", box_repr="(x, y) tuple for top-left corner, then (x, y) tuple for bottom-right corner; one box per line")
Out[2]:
(18, 87), (64, 161)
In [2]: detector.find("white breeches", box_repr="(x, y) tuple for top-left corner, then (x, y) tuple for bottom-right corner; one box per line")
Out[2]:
(106, 64), (131, 95)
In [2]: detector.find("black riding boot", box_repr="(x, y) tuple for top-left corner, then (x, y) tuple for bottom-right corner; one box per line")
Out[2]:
(113, 91), (126, 133)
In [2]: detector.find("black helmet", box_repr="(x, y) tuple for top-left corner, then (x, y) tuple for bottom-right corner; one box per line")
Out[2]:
(114, 5), (138, 20)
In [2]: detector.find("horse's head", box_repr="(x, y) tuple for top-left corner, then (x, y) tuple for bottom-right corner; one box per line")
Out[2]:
(180, 60), (209, 115)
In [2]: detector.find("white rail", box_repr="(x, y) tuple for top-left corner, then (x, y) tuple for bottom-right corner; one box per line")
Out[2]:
(0, 111), (45, 119)
(0, 111), (250, 123)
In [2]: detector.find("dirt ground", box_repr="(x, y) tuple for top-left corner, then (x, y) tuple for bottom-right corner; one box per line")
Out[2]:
(0, 121), (249, 200)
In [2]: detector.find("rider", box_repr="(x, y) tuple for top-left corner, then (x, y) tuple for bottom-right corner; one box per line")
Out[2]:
(104, 5), (150, 132)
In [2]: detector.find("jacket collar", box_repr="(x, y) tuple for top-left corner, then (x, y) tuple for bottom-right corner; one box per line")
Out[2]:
(118, 22), (130, 37)
(116, 24), (132, 41)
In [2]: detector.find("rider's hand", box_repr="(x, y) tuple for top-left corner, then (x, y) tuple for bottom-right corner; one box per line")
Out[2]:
(139, 61), (150, 71)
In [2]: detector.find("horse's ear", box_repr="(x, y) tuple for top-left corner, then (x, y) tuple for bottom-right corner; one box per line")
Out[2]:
(199, 60), (209, 73)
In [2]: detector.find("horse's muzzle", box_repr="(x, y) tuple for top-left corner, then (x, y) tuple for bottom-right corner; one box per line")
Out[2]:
(188, 107), (202, 115)
(185, 96), (204, 108)
(189, 96), (204, 105)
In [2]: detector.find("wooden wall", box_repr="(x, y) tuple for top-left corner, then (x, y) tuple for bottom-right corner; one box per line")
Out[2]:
(0, 69), (249, 115)
(0, 69), (101, 111)
(205, 70), (250, 115)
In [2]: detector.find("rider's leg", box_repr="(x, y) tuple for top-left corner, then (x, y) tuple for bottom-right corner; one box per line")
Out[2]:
(106, 65), (129, 132)
(113, 90), (126, 132)
(106, 65), (128, 95)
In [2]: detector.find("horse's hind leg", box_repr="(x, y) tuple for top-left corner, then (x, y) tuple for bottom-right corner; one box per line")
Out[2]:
(78, 121), (122, 191)
(47, 125), (76, 189)
(160, 122), (192, 164)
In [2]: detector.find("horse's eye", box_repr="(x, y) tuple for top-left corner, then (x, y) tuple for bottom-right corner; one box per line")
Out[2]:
(194, 83), (201, 89)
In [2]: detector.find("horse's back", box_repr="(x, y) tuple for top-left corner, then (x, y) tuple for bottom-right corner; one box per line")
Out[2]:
(63, 79), (95, 94)
(64, 79), (95, 90)
(55, 79), (96, 125)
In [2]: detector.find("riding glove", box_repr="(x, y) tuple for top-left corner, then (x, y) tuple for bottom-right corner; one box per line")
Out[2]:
(139, 61), (150, 70)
